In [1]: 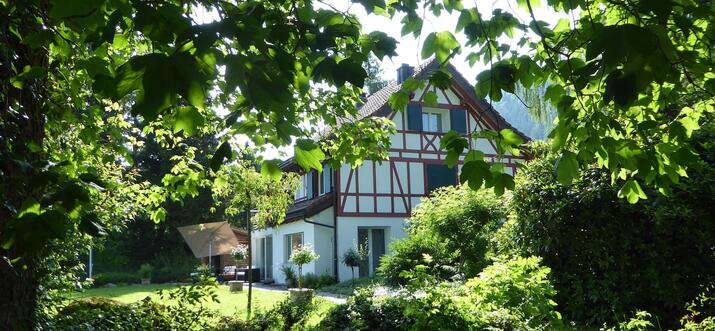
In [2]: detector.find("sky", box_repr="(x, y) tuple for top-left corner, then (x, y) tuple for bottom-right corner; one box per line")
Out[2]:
(195, 1), (566, 159)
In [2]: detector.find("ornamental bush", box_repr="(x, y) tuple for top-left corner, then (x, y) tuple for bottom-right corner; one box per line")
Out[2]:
(319, 257), (562, 331)
(52, 297), (172, 330)
(378, 186), (507, 285)
(508, 128), (715, 327)
(289, 244), (320, 289)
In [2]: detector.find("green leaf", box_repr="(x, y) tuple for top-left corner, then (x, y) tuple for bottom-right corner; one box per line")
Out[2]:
(421, 31), (460, 63)
(294, 140), (326, 171)
(173, 107), (204, 136)
(79, 213), (106, 237)
(555, 151), (579, 185)
(17, 198), (41, 218)
(498, 129), (524, 155)
(618, 179), (648, 204)
(424, 91), (438, 106)
(460, 160), (491, 190)
(388, 91), (410, 112)
(210, 142), (233, 172)
(261, 159), (283, 180)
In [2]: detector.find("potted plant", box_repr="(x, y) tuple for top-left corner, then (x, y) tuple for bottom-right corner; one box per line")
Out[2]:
(342, 242), (369, 285)
(138, 264), (153, 285)
(288, 244), (319, 302)
(280, 264), (297, 288)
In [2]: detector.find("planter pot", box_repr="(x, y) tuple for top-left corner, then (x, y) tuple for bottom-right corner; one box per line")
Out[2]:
(141, 278), (151, 285)
(228, 280), (244, 292)
(288, 288), (314, 303)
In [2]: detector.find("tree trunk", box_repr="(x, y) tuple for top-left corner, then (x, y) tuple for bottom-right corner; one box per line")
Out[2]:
(246, 208), (252, 319)
(0, 2), (49, 329)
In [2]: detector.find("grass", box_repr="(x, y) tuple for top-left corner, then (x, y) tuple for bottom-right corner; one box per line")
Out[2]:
(319, 276), (381, 296)
(72, 283), (314, 318)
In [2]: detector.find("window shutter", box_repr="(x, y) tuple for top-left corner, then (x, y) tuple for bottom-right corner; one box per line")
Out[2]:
(450, 108), (467, 134)
(407, 104), (423, 131)
(426, 164), (458, 193)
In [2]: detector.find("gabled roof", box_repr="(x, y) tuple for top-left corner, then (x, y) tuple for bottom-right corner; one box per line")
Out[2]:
(353, 57), (530, 141)
(282, 58), (530, 171)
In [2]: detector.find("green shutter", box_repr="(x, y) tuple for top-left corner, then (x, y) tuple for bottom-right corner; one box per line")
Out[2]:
(450, 108), (467, 134)
(407, 104), (423, 131)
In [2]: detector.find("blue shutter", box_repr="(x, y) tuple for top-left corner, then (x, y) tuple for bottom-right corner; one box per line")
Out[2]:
(407, 104), (423, 131)
(450, 108), (467, 134)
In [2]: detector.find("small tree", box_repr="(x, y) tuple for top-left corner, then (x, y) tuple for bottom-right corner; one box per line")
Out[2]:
(289, 245), (320, 289)
(342, 242), (369, 285)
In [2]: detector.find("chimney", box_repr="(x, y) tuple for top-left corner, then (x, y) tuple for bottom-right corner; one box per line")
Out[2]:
(396, 63), (414, 83)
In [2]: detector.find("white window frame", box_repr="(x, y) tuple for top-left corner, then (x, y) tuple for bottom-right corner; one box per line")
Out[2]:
(285, 232), (304, 261)
(319, 164), (332, 195)
(422, 110), (444, 132)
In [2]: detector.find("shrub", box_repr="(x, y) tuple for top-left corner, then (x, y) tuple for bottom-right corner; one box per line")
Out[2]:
(52, 297), (172, 330)
(212, 297), (316, 331)
(92, 272), (139, 286)
(509, 133), (715, 327)
(320, 257), (561, 331)
(378, 186), (507, 285)
(138, 263), (153, 279)
(465, 256), (562, 329)
(301, 273), (337, 289)
(150, 251), (200, 283)
(280, 264), (296, 287)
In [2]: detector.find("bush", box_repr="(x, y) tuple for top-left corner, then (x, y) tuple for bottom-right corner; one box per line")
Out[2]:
(378, 186), (507, 285)
(138, 263), (153, 279)
(92, 272), (140, 286)
(150, 251), (200, 283)
(301, 273), (337, 289)
(320, 257), (561, 331)
(213, 297), (316, 331)
(508, 129), (715, 327)
(52, 297), (172, 330)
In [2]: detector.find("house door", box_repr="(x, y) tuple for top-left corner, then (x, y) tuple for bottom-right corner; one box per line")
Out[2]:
(358, 228), (386, 277)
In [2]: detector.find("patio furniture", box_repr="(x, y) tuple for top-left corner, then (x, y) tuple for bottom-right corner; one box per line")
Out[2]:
(236, 267), (260, 283)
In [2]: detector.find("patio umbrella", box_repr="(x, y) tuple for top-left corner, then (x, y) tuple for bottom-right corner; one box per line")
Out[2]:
(178, 221), (239, 267)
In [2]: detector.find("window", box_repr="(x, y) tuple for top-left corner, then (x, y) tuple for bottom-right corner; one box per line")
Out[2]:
(426, 164), (457, 193)
(319, 164), (332, 195)
(294, 174), (307, 200)
(422, 111), (443, 132)
(285, 232), (304, 261)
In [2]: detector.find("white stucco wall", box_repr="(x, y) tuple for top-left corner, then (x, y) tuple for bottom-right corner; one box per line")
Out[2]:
(335, 216), (408, 282)
(251, 207), (335, 284)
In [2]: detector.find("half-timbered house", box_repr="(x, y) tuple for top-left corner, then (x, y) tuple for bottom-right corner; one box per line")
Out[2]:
(251, 58), (529, 283)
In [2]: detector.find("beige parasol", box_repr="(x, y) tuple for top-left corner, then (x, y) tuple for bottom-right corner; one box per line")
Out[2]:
(178, 222), (239, 266)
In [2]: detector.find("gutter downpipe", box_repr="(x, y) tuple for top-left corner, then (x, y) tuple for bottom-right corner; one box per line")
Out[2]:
(332, 181), (339, 282)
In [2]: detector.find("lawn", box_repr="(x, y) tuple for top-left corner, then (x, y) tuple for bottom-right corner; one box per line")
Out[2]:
(72, 283), (334, 322)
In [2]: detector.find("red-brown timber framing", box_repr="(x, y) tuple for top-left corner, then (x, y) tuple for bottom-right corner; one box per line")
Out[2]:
(335, 82), (526, 217)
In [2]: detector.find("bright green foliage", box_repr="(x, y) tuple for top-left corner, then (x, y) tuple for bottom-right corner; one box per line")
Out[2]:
(465, 257), (562, 330)
(212, 157), (300, 229)
(429, 0), (715, 203)
(321, 257), (562, 330)
(51, 297), (174, 330)
(378, 186), (507, 285)
(213, 297), (318, 331)
(507, 129), (715, 327)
